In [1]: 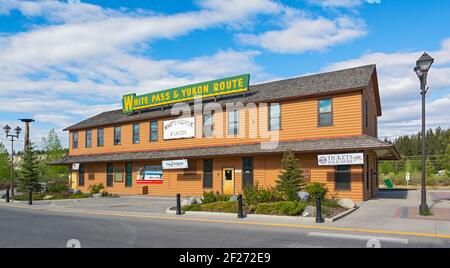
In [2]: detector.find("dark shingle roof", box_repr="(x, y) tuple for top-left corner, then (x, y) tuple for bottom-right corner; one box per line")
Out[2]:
(50, 135), (399, 165)
(64, 65), (376, 131)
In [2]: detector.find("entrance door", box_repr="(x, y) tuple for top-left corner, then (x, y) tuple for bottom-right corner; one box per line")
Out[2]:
(222, 168), (235, 195)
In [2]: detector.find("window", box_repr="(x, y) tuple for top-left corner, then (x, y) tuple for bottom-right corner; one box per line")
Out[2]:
(125, 162), (132, 187)
(242, 157), (254, 188)
(203, 113), (214, 137)
(269, 104), (281, 131)
(133, 123), (140, 144)
(184, 160), (197, 175)
(335, 165), (351, 191)
(106, 163), (113, 187)
(150, 120), (158, 142)
(227, 110), (239, 135)
(85, 130), (92, 148)
(114, 126), (121, 145)
(72, 132), (78, 149)
(78, 164), (85, 187)
(318, 99), (332, 127)
(203, 159), (213, 188)
(97, 128), (104, 147)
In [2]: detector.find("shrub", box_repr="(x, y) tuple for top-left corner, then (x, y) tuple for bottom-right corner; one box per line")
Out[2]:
(243, 184), (283, 206)
(183, 203), (202, 211)
(321, 198), (340, 208)
(88, 183), (104, 194)
(201, 191), (230, 204)
(254, 201), (308, 216)
(201, 201), (238, 213)
(304, 183), (327, 201)
(46, 180), (69, 193)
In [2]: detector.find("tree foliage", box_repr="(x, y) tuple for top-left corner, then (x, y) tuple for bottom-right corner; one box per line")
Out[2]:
(276, 151), (305, 201)
(0, 143), (10, 182)
(38, 129), (68, 181)
(18, 143), (40, 191)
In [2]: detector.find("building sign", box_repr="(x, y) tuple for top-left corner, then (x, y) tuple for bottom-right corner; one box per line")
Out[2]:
(72, 163), (80, 170)
(317, 153), (364, 166)
(122, 74), (250, 113)
(137, 165), (163, 184)
(162, 159), (188, 169)
(163, 117), (195, 140)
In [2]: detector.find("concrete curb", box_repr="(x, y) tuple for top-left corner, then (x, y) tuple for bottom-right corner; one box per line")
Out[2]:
(165, 206), (358, 222)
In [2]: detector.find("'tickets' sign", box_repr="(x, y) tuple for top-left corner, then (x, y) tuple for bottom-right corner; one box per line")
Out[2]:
(162, 159), (188, 169)
(317, 153), (364, 166)
(122, 74), (250, 113)
(163, 117), (195, 140)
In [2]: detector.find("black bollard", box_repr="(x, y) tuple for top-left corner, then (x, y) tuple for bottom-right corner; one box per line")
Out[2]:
(237, 194), (245, 219)
(316, 196), (324, 223)
(28, 188), (33, 206)
(176, 193), (182, 215)
(5, 188), (10, 203)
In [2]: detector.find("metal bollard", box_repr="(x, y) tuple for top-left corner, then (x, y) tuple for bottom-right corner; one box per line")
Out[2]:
(316, 196), (324, 223)
(5, 188), (10, 203)
(28, 188), (33, 206)
(237, 194), (245, 218)
(176, 193), (182, 215)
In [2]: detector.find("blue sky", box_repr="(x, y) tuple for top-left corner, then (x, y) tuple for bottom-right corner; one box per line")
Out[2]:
(0, 0), (449, 149)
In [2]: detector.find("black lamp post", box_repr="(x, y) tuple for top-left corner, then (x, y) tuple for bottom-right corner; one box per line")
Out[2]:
(413, 52), (434, 216)
(3, 124), (22, 199)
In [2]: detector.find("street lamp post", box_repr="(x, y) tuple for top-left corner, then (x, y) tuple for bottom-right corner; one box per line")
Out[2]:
(414, 52), (434, 216)
(3, 124), (22, 199)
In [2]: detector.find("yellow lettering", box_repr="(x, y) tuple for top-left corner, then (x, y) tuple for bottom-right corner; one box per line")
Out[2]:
(123, 95), (134, 112)
(238, 78), (243, 88)
(214, 83), (219, 92)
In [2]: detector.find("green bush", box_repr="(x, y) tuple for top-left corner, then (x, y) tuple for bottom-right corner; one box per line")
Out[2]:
(243, 184), (283, 206)
(183, 201), (238, 213)
(254, 201), (308, 216)
(321, 198), (339, 208)
(304, 183), (327, 201)
(46, 180), (69, 193)
(201, 191), (230, 204)
(88, 183), (104, 194)
(182, 204), (202, 211)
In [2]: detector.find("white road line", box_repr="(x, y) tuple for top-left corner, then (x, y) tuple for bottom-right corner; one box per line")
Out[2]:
(308, 232), (409, 244)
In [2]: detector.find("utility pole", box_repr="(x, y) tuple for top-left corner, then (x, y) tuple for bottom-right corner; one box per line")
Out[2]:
(19, 119), (35, 149)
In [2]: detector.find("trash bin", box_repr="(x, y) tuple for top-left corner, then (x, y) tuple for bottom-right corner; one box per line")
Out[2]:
(142, 186), (149, 195)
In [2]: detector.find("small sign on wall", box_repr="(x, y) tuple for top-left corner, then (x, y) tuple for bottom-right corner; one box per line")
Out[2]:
(162, 159), (188, 169)
(318, 153), (364, 166)
(137, 165), (163, 184)
(72, 163), (80, 170)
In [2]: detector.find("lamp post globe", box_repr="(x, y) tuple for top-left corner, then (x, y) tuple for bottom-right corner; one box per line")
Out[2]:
(414, 52), (434, 216)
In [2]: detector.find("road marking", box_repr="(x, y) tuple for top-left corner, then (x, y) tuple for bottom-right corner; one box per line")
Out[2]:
(2, 203), (450, 240)
(307, 232), (408, 244)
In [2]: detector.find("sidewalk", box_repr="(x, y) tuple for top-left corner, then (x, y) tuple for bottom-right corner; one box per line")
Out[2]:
(1, 190), (450, 240)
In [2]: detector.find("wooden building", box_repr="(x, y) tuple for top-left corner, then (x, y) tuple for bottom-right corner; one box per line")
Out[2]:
(51, 65), (399, 201)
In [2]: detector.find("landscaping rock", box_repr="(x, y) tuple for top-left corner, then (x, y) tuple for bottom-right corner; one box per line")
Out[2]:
(92, 193), (102, 198)
(229, 194), (239, 202)
(302, 205), (316, 217)
(189, 196), (202, 204)
(181, 199), (192, 206)
(43, 195), (53, 200)
(297, 191), (310, 201)
(338, 198), (356, 209)
(72, 190), (81, 194)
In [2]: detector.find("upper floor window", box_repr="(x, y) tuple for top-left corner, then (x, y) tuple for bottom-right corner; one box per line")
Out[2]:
(227, 110), (239, 136)
(269, 103), (281, 131)
(114, 126), (121, 145)
(85, 130), (92, 148)
(97, 128), (104, 147)
(72, 132), (78, 149)
(150, 120), (158, 142)
(203, 113), (214, 137)
(132, 123), (140, 144)
(318, 99), (332, 127)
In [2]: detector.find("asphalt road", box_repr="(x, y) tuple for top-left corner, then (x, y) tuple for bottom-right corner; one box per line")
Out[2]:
(0, 206), (449, 248)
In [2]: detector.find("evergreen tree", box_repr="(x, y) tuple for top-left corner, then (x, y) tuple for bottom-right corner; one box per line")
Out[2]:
(18, 143), (40, 192)
(0, 143), (10, 182)
(276, 151), (305, 201)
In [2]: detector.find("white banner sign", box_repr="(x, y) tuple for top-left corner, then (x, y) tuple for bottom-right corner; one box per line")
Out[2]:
(317, 153), (364, 166)
(163, 117), (195, 140)
(162, 159), (188, 169)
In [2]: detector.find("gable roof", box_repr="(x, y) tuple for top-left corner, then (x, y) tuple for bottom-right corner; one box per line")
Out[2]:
(64, 64), (378, 131)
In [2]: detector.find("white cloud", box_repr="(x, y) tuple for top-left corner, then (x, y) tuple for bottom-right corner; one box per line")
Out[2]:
(307, 0), (381, 9)
(323, 38), (450, 139)
(237, 16), (366, 53)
